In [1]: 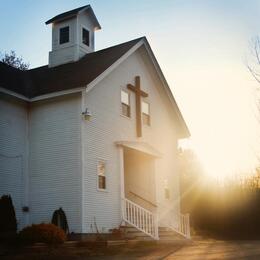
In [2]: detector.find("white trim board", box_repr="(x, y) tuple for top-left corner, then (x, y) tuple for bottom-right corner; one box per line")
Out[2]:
(0, 87), (30, 101)
(86, 40), (144, 94)
(115, 141), (162, 158)
(0, 86), (85, 102)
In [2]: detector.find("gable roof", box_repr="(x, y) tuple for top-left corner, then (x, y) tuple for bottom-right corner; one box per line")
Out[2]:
(45, 5), (101, 29)
(0, 62), (29, 97)
(0, 37), (190, 138)
(0, 37), (142, 99)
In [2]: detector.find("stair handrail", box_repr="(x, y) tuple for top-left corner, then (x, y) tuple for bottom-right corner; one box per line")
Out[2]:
(122, 197), (159, 240)
(167, 213), (191, 239)
(129, 191), (158, 208)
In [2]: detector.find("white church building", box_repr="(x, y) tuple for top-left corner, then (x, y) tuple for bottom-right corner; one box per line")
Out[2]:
(0, 5), (190, 240)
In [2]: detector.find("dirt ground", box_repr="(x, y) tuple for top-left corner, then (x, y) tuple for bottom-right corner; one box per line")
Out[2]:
(0, 242), (181, 260)
(3, 239), (260, 259)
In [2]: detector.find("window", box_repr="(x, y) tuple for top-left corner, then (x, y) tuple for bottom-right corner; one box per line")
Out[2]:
(82, 28), (90, 46)
(59, 26), (69, 44)
(164, 188), (170, 199)
(142, 101), (150, 125)
(164, 179), (170, 199)
(97, 161), (106, 190)
(121, 90), (130, 117)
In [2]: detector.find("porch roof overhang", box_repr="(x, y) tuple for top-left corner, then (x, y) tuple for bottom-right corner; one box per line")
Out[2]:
(115, 141), (162, 158)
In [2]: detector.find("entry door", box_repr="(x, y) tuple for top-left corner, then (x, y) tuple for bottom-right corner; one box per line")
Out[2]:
(124, 148), (156, 211)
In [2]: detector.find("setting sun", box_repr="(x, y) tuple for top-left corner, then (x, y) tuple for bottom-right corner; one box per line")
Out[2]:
(178, 63), (258, 180)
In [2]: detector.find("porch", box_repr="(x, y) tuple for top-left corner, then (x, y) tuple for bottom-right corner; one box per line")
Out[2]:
(116, 141), (190, 240)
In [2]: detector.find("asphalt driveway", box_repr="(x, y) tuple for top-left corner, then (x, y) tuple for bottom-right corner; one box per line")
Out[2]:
(3, 239), (260, 259)
(79, 239), (260, 260)
(166, 239), (260, 260)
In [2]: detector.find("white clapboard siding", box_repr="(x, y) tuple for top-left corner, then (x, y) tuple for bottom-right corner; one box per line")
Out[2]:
(0, 94), (28, 229)
(82, 45), (180, 233)
(29, 93), (82, 233)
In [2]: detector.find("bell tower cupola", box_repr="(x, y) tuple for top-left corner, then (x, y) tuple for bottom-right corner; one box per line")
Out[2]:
(46, 5), (101, 68)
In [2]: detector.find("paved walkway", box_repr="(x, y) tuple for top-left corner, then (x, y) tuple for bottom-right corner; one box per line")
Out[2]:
(4, 240), (260, 259)
(166, 240), (260, 260)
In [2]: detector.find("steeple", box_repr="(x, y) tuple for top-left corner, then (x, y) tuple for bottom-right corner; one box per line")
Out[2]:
(46, 5), (101, 68)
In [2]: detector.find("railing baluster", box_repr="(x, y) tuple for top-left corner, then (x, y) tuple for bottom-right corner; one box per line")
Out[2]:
(151, 215), (154, 236)
(185, 215), (187, 235)
(130, 202), (132, 223)
(122, 198), (159, 240)
(132, 203), (134, 224)
(146, 212), (148, 234)
(139, 207), (141, 228)
(127, 200), (129, 220)
(144, 211), (146, 231)
(181, 216), (184, 233)
(147, 211), (149, 234)
(147, 213), (149, 234)
(138, 207), (140, 228)
(134, 203), (137, 226)
(183, 216), (185, 234)
(136, 205), (138, 226)
(142, 209), (144, 229)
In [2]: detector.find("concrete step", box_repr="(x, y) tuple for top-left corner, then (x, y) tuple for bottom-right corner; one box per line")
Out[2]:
(126, 232), (150, 237)
(120, 224), (189, 241)
(159, 227), (172, 231)
(159, 230), (182, 236)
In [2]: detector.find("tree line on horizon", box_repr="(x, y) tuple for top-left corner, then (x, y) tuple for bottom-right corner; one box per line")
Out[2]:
(179, 148), (260, 239)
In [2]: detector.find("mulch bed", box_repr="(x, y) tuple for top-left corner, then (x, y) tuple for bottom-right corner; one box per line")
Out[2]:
(0, 240), (182, 259)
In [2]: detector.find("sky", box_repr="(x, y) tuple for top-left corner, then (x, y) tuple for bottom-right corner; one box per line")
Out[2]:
(1, 0), (260, 178)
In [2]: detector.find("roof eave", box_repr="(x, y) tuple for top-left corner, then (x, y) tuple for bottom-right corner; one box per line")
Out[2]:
(45, 5), (101, 29)
(79, 6), (101, 30)
(45, 14), (76, 25)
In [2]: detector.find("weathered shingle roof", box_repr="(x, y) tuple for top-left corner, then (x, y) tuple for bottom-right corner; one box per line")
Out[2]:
(0, 62), (29, 97)
(0, 37), (142, 98)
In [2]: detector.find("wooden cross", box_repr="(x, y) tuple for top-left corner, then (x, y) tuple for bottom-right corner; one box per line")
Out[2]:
(127, 76), (148, 137)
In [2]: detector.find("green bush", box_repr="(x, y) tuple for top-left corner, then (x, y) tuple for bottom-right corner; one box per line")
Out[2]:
(19, 223), (66, 245)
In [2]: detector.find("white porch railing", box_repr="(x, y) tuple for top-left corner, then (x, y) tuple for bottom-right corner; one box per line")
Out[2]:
(168, 213), (191, 239)
(122, 197), (159, 240)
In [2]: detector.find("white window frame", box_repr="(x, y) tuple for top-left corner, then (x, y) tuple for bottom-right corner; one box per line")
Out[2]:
(97, 159), (108, 192)
(164, 179), (170, 199)
(81, 25), (91, 48)
(59, 25), (70, 46)
(121, 89), (131, 118)
(142, 101), (151, 126)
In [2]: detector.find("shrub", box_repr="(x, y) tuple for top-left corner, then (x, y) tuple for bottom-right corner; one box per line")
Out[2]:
(109, 227), (124, 239)
(0, 195), (17, 233)
(19, 223), (66, 245)
(51, 208), (69, 233)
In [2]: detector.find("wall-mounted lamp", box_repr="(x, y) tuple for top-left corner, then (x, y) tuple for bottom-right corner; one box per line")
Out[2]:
(82, 108), (92, 121)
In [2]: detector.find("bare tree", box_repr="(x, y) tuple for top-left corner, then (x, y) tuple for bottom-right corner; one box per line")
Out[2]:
(246, 36), (260, 163)
(247, 36), (260, 84)
(1, 50), (29, 70)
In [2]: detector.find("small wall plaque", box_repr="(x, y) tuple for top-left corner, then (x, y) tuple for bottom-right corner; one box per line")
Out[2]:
(22, 206), (29, 212)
